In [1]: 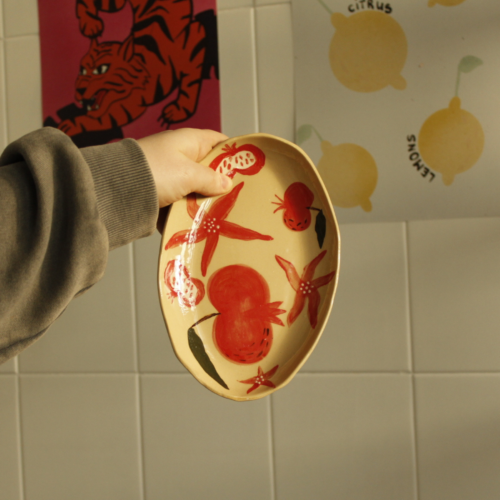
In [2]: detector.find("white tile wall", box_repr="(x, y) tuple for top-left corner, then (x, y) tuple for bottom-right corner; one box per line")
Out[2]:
(2, 0), (39, 37)
(255, 3), (294, 141)
(4, 35), (42, 141)
(18, 244), (138, 373)
(255, 0), (288, 5)
(0, 376), (22, 500)
(0, 40), (8, 151)
(134, 232), (187, 372)
(408, 218), (500, 372)
(0, 1), (499, 499)
(218, 7), (259, 137)
(140, 375), (273, 499)
(414, 375), (500, 500)
(305, 222), (411, 372)
(217, 0), (253, 9)
(19, 375), (142, 500)
(0, 0), (4, 40)
(273, 374), (417, 500)
(0, 356), (16, 373)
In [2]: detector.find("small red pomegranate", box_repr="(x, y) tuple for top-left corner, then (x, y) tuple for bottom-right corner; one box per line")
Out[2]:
(164, 259), (205, 308)
(208, 265), (285, 364)
(209, 143), (265, 178)
(272, 182), (314, 231)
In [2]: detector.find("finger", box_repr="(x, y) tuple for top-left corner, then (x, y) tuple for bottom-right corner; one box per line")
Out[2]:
(196, 129), (229, 161)
(173, 128), (228, 161)
(188, 163), (233, 198)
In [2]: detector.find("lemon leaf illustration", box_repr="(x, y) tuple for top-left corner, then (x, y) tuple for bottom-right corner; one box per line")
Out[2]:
(317, 0), (333, 14)
(458, 56), (483, 74)
(297, 124), (313, 145)
(315, 209), (327, 248)
(188, 327), (229, 390)
(297, 125), (324, 145)
(455, 56), (483, 96)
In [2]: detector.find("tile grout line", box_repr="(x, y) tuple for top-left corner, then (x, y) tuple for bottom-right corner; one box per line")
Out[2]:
(136, 375), (147, 500)
(267, 395), (277, 500)
(290, 0), (297, 145)
(15, 375), (26, 500)
(9, 370), (500, 377)
(404, 221), (421, 500)
(0, 0), (5, 41)
(6, 9), (25, 490)
(250, 6), (260, 133)
(3, 33), (40, 41)
(410, 374), (421, 500)
(129, 243), (140, 373)
(0, 37), (8, 148)
(1, 27), (10, 147)
(402, 221), (415, 377)
(129, 243), (146, 500)
(296, 371), (451, 376)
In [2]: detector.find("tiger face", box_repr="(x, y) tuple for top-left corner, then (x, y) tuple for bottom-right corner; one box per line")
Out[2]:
(75, 37), (149, 118)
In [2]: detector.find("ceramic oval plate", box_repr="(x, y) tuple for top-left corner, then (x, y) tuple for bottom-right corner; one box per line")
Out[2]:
(158, 134), (340, 401)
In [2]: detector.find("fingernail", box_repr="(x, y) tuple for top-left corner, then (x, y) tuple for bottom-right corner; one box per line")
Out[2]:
(221, 174), (232, 190)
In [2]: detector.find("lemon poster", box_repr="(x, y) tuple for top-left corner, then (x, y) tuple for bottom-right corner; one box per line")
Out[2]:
(292, 0), (500, 222)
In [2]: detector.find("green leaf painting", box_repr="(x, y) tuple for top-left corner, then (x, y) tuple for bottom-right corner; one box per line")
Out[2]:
(315, 209), (327, 248)
(188, 327), (229, 390)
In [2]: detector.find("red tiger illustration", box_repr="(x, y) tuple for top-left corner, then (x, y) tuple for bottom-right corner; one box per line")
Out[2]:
(58, 0), (214, 137)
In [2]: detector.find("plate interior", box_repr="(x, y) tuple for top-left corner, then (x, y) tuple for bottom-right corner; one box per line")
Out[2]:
(159, 134), (340, 401)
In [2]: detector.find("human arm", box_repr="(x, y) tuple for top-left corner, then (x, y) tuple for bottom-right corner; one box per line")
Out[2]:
(0, 127), (230, 364)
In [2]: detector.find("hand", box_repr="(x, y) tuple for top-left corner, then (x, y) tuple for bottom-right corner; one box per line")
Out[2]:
(136, 128), (233, 231)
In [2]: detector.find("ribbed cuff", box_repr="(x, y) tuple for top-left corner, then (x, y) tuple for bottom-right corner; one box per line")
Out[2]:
(81, 139), (158, 250)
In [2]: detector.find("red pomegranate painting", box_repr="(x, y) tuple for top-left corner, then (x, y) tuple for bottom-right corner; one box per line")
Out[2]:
(208, 265), (286, 364)
(273, 182), (314, 231)
(273, 181), (327, 248)
(209, 143), (265, 178)
(164, 259), (205, 308)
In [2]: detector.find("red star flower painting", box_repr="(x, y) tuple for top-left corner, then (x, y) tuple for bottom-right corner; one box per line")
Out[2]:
(165, 182), (273, 276)
(275, 250), (336, 329)
(239, 365), (279, 394)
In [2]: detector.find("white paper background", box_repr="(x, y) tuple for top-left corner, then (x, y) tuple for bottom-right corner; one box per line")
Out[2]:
(292, 0), (500, 223)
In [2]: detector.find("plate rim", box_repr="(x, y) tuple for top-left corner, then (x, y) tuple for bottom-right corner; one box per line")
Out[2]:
(157, 132), (341, 401)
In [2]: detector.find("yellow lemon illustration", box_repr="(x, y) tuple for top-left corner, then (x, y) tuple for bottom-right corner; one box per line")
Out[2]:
(329, 11), (407, 92)
(428, 0), (466, 6)
(317, 141), (378, 212)
(418, 96), (484, 186)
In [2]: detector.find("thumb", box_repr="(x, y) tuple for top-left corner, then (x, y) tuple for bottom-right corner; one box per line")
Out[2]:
(190, 164), (233, 198)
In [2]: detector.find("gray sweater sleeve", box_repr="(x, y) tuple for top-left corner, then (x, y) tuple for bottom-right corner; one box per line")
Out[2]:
(0, 127), (158, 364)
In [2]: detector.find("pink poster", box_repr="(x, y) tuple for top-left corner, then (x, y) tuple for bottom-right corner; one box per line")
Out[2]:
(38, 0), (221, 148)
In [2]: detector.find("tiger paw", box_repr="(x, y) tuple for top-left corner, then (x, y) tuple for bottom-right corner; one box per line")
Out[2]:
(79, 15), (104, 38)
(58, 119), (82, 137)
(160, 102), (193, 126)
